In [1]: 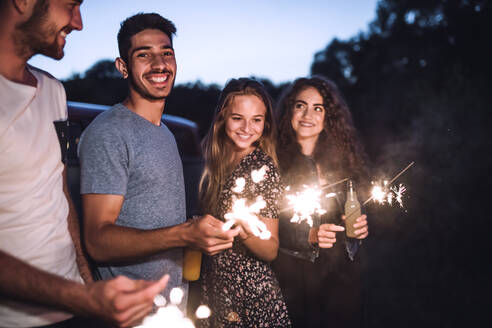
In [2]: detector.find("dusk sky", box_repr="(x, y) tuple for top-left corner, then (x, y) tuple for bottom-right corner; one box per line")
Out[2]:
(29, 0), (379, 86)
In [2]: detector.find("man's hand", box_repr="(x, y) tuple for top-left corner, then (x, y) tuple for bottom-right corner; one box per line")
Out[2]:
(86, 274), (169, 327)
(342, 214), (369, 239)
(185, 215), (240, 255)
(0, 250), (168, 327)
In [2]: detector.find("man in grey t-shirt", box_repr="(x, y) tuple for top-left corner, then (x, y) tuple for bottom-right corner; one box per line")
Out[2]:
(79, 13), (239, 304)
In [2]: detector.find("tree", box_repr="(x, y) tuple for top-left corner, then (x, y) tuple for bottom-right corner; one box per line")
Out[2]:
(84, 59), (121, 80)
(63, 59), (126, 105)
(311, 1), (490, 326)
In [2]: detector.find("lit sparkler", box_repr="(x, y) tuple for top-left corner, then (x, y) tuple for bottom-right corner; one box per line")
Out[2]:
(282, 162), (414, 228)
(195, 305), (212, 319)
(282, 178), (347, 228)
(371, 180), (389, 204)
(222, 166), (272, 240)
(286, 185), (327, 227)
(320, 178), (349, 191)
(222, 196), (271, 239)
(232, 177), (245, 193)
(391, 184), (406, 207)
(363, 161), (414, 207)
(135, 288), (211, 328)
(251, 165), (267, 183)
(370, 181), (406, 207)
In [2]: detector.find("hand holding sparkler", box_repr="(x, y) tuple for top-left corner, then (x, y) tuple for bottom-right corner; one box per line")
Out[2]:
(222, 168), (273, 241)
(86, 274), (170, 327)
(219, 166), (282, 261)
(222, 196), (272, 240)
(225, 213), (280, 262)
(184, 215), (240, 255)
(135, 287), (211, 328)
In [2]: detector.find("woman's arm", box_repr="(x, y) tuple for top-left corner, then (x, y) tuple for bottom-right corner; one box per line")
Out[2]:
(238, 217), (279, 262)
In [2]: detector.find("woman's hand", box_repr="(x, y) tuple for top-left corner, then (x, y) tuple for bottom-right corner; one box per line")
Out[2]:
(235, 216), (279, 262)
(237, 223), (254, 241)
(309, 224), (345, 248)
(342, 214), (369, 239)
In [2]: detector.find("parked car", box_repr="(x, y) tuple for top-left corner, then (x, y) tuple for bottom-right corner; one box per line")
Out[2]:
(58, 101), (204, 220)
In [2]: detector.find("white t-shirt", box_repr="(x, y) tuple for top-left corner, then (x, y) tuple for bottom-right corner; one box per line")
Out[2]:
(0, 67), (83, 327)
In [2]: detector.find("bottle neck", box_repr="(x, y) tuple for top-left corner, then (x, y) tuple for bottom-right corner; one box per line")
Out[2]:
(347, 180), (357, 202)
(348, 189), (357, 201)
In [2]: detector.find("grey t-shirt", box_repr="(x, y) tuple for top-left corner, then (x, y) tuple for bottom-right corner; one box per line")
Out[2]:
(78, 103), (187, 301)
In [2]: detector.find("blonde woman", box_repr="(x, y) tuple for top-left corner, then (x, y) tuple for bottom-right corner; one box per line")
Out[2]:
(198, 78), (291, 327)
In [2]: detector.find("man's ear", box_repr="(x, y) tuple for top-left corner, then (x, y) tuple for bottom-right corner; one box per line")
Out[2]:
(115, 57), (128, 79)
(13, 0), (32, 14)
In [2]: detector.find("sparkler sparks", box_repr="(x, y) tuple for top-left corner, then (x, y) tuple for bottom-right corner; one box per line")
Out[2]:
(325, 192), (336, 199)
(223, 196), (271, 240)
(282, 163), (413, 228)
(195, 305), (212, 319)
(371, 180), (389, 204)
(135, 288), (211, 328)
(286, 185), (327, 227)
(282, 179), (347, 228)
(222, 166), (272, 240)
(370, 181), (406, 207)
(251, 165), (267, 183)
(391, 184), (406, 207)
(170, 287), (184, 305)
(364, 162), (414, 208)
(232, 177), (245, 193)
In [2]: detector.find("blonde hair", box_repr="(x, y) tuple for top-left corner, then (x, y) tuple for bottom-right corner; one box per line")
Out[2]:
(199, 78), (278, 215)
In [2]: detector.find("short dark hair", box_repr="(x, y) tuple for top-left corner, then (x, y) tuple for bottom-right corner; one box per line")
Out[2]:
(117, 13), (176, 63)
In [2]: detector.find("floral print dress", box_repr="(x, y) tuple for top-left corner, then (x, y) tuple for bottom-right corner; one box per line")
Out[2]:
(199, 148), (291, 327)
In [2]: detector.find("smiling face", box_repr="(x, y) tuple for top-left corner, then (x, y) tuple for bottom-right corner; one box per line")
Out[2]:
(118, 29), (176, 101)
(225, 94), (266, 159)
(291, 86), (326, 144)
(18, 0), (83, 59)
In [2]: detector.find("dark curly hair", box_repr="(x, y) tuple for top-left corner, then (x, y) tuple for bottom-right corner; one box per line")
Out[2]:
(276, 76), (368, 187)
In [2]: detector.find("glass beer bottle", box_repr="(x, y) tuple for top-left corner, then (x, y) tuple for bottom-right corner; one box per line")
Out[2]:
(344, 180), (360, 238)
(183, 248), (202, 281)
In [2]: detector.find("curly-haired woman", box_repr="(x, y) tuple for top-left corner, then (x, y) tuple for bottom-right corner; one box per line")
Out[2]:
(272, 76), (369, 328)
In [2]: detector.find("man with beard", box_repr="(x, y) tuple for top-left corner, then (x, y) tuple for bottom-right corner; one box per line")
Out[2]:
(78, 13), (239, 308)
(0, 1), (170, 327)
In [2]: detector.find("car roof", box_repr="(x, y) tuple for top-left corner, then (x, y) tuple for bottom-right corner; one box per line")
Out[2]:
(67, 101), (202, 158)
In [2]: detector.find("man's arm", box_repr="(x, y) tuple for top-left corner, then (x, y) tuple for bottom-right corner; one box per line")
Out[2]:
(82, 194), (240, 263)
(0, 249), (169, 327)
(63, 166), (93, 283)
